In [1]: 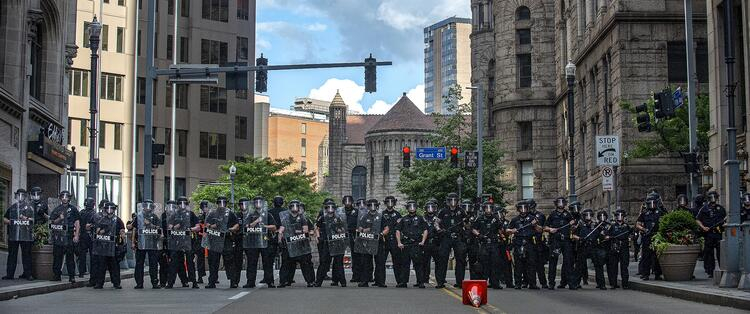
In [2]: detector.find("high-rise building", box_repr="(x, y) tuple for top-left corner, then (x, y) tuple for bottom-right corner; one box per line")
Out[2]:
(67, 0), (259, 220)
(267, 107), (328, 189)
(424, 17), (472, 114)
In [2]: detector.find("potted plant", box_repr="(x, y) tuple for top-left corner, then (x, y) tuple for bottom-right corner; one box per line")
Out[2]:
(651, 210), (703, 281)
(31, 223), (55, 280)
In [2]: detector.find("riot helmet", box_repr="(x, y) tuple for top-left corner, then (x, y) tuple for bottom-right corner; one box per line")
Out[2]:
(367, 199), (379, 213)
(142, 199), (155, 212)
(324, 200), (336, 214)
(446, 193), (458, 208)
(645, 194), (658, 210)
(84, 197), (96, 210)
(14, 189), (28, 203)
(516, 201), (529, 216)
(273, 195), (284, 208)
(496, 205), (507, 220)
(252, 196), (265, 211)
(199, 200), (210, 213)
(98, 199), (109, 211)
(342, 195), (354, 208)
(425, 199), (438, 215)
(30, 186), (42, 201)
(238, 198), (250, 211)
(596, 210), (609, 223)
(525, 199), (538, 212)
(104, 202), (117, 216)
(707, 191), (719, 204)
(676, 194), (689, 209)
(569, 201), (582, 214)
(555, 197), (567, 210)
(384, 196), (397, 209)
(614, 209), (626, 223)
(216, 196), (228, 208)
(743, 193), (750, 208)
(288, 200), (301, 215)
(582, 209), (594, 222)
(356, 198), (366, 209)
(405, 200), (417, 215)
(482, 202), (493, 216)
(461, 199), (473, 214)
(59, 190), (72, 204)
(177, 196), (189, 210)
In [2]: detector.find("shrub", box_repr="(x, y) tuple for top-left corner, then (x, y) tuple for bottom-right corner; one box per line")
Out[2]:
(34, 223), (50, 249)
(650, 210), (701, 256)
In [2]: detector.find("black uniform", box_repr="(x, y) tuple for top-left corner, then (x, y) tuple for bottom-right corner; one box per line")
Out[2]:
(132, 212), (163, 288)
(637, 208), (663, 279)
(77, 207), (96, 278)
(499, 218), (514, 287)
(207, 210), (239, 287)
(472, 214), (504, 288)
(267, 205), (285, 283)
(396, 213), (427, 285)
(606, 222), (631, 288)
(344, 207), (361, 282)
(530, 210), (548, 288)
(279, 213), (315, 285)
(576, 221), (608, 288)
(465, 212), (481, 280)
(355, 212), (379, 284)
(315, 213), (346, 286)
(4, 202), (34, 279)
(509, 214), (537, 289)
(697, 204), (726, 275)
(243, 211), (276, 286)
(193, 212), (207, 282)
(93, 215), (125, 288)
(436, 208), (467, 286)
(421, 212), (441, 285)
(168, 210), (200, 287)
(376, 209), (402, 286)
(50, 204), (80, 281)
(546, 209), (575, 288)
(229, 211), (244, 286)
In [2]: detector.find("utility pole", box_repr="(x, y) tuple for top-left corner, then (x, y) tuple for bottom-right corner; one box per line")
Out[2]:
(169, 0), (179, 200)
(143, 0), (156, 201)
(684, 0), (700, 202)
(86, 17), (102, 202)
(566, 61), (578, 204)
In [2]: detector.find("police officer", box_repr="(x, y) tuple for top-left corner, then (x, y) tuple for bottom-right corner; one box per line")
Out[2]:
(93, 202), (125, 289)
(342, 196), (361, 283)
(545, 197), (575, 289)
(278, 200), (315, 287)
(568, 201), (585, 288)
(636, 192), (664, 280)
(229, 198), (247, 288)
(496, 205), (514, 288)
(167, 197), (201, 289)
(526, 199), (548, 289)
(507, 201), (539, 289)
(396, 200), (428, 288)
(462, 199), (480, 280)
(194, 200), (209, 283)
(315, 200), (346, 287)
(375, 195), (402, 288)
(607, 208), (631, 289)
(78, 197), (97, 284)
(356, 199), (382, 287)
(742, 193), (750, 223)
(3, 189), (35, 280)
(572, 209), (607, 289)
(130, 200), (163, 289)
(421, 199), (441, 287)
(436, 193), (467, 288)
(696, 191), (726, 278)
(205, 196), (240, 288)
(264, 195), (285, 285)
(676, 194), (691, 213)
(49, 191), (80, 282)
(242, 196), (277, 288)
(594, 210), (611, 290)
(472, 202), (504, 289)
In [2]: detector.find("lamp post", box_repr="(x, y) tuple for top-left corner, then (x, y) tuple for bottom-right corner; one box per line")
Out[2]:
(702, 164), (714, 192)
(466, 86), (484, 198)
(229, 164), (237, 210)
(457, 175), (464, 200)
(86, 17), (102, 202)
(565, 60), (577, 204)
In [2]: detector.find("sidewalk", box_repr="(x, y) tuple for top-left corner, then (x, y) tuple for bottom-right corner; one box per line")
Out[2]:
(589, 260), (750, 311)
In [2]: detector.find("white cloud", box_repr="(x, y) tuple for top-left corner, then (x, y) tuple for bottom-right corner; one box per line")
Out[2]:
(367, 100), (393, 114)
(376, 2), (428, 31)
(366, 84), (426, 114)
(256, 38), (272, 52)
(306, 23), (328, 32)
(308, 78), (366, 113)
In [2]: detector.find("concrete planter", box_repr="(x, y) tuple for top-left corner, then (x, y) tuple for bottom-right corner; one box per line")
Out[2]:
(31, 244), (55, 280)
(657, 244), (701, 281)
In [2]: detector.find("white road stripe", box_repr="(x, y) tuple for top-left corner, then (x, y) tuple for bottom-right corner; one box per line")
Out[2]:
(228, 292), (249, 300)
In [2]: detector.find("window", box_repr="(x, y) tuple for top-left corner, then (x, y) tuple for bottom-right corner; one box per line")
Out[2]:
(168, 0), (175, 14)
(116, 27), (124, 53)
(237, 36), (248, 60)
(351, 166), (367, 201)
(520, 161), (534, 199)
(83, 21), (90, 48)
(235, 116), (247, 139)
(301, 138), (307, 157)
(667, 41), (687, 83)
(177, 130), (187, 157)
(519, 121), (533, 150)
(165, 128), (172, 155)
(237, 0), (249, 20)
(167, 35), (173, 60)
(200, 86), (226, 113)
(201, 39), (228, 64)
(135, 175), (154, 204)
(136, 126), (143, 152)
(137, 30), (141, 56)
(118, 0), (125, 6)
(383, 156), (389, 175)
(163, 177), (187, 203)
(99, 122), (107, 148)
(29, 24), (42, 100)
(68, 69), (90, 97)
(114, 123), (122, 150)
(79, 119), (89, 147)
(179, 37), (189, 62)
(517, 54), (532, 88)
(516, 6), (531, 20)
(580, 123), (588, 175)
(517, 29), (531, 45)
(166, 84), (188, 109)
(199, 132), (226, 160)
(181, 0), (190, 17)
(202, 0), (229, 22)
(300, 123), (307, 134)
(101, 24), (109, 51)
(301, 161), (307, 171)
(98, 174), (122, 206)
(236, 90), (247, 99)
(154, 32), (158, 57)
(137, 77), (146, 104)
(696, 42), (709, 83)
(100, 73), (124, 101)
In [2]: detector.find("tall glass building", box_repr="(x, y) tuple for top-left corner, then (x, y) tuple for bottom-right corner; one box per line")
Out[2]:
(424, 17), (472, 114)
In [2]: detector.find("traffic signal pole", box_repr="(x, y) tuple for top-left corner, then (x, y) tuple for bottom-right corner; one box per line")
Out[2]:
(144, 0), (156, 201)
(683, 0), (700, 202)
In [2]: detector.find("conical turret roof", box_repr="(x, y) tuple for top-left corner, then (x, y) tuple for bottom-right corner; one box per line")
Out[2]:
(367, 94), (434, 134)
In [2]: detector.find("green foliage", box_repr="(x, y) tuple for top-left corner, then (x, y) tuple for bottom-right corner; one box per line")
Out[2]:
(650, 210), (701, 256)
(620, 93), (709, 159)
(34, 223), (50, 249)
(190, 157), (331, 218)
(397, 85), (514, 206)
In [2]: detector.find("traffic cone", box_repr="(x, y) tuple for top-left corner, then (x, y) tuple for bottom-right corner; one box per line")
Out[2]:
(461, 280), (487, 308)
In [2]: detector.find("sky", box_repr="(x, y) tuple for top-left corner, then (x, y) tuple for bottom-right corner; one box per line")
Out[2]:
(256, 0), (471, 114)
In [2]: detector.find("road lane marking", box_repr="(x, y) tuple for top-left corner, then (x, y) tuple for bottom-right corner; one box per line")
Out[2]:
(228, 292), (249, 300)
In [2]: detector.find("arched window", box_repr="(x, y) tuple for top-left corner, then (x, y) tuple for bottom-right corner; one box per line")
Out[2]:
(29, 20), (44, 100)
(352, 166), (367, 201)
(516, 6), (531, 21)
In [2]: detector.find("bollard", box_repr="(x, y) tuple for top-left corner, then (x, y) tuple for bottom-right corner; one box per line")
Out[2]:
(739, 222), (750, 290)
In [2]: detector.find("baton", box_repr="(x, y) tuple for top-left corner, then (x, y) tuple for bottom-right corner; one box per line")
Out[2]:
(583, 222), (604, 240)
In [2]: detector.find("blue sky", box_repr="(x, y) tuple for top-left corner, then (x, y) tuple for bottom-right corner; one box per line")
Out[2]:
(257, 0), (470, 113)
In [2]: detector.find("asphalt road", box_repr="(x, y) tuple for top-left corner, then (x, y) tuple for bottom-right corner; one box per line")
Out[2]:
(1, 270), (745, 314)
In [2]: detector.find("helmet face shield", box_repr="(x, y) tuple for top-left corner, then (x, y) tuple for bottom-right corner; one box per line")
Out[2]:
(289, 202), (300, 214)
(30, 190), (41, 201)
(448, 198), (458, 208)
(343, 196), (353, 207)
(483, 204), (493, 215)
(254, 199), (264, 210)
(517, 204), (528, 215)
(707, 192), (719, 204)
(426, 203), (436, 214)
(743, 194), (750, 207)
(385, 198), (396, 208)
(677, 195), (689, 208)
(583, 211), (593, 221)
(406, 202), (417, 213)
(615, 211), (625, 222)
(217, 198), (227, 208)
(367, 202), (378, 212)
(597, 212), (608, 223)
(325, 203), (335, 213)
(60, 192), (71, 204)
(15, 191), (27, 203)
(555, 198), (566, 209)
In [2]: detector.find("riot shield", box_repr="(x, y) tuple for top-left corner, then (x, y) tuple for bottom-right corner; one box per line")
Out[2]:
(8, 200), (34, 242)
(243, 209), (269, 249)
(137, 203), (164, 250)
(204, 206), (229, 252)
(93, 214), (117, 257)
(324, 209), (348, 256)
(354, 210), (382, 255)
(47, 198), (70, 246)
(281, 210), (312, 258)
(167, 204), (193, 252)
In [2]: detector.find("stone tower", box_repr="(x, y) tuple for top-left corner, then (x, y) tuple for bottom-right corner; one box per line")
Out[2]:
(326, 91), (347, 196)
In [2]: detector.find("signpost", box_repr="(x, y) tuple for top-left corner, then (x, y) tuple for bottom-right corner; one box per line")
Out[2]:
(602, 166), (614, 191)
(465, 151), (478, 169)
(596, 136), (621, 166)
(415, 147), (447, 161)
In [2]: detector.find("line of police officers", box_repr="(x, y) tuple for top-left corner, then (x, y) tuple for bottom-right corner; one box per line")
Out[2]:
(5, 188), (748, 290)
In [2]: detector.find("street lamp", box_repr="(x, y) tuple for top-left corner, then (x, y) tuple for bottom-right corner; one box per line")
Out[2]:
(466, 86), (484, 198)
(86, 17), (102, 202)
(229, 164), (237, 210)
(737, 144), (748, 177)
(702, 164), (713, 191)
(565, 60), (577, 203)
(457, 175), (464, 200)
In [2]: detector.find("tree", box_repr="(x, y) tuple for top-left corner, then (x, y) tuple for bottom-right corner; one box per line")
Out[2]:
(620, 93), (710, 159)
(190, 157), (331, 217)
(397, 85), (514, 207)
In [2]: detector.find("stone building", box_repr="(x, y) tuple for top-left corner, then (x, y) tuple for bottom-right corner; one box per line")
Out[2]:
(325, 92), (435, 202)
(471, 0), (708, 214)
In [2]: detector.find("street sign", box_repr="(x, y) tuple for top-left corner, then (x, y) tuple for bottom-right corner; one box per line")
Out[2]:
(415, 147), (447, 160)
(602, 166), (614, 191)
(596, 135), (620, 166)
(464, 151), (478, 169)
(673, 87), (684, 108)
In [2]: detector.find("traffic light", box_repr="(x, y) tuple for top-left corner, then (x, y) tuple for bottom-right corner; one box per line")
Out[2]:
(364, 54), (376, 93)
(152, 143), (165, 168)
(450, 147), (459, 168)
(402, 146), (411, 168)
(635, 103), (651, 132)
(225, 62), (248, 91)
(255, 54), (268, 93)
(681, 152), (699, 174)
(653, 92), (665, 119)
(659, 91), (676, 118)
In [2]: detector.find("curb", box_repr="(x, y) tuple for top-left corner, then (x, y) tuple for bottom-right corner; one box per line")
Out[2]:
(588, 273), (750, 311)
(0, 271), (135, 301)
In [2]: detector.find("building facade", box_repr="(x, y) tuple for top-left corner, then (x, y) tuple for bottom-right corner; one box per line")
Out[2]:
(268, 107), (328, 189)
(0, 0), (78, 246)
(424, 17), (472, 114)
(471, 0), (708, 214)
(66, 0), (260, 220)
(325, 92), (435, 202)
